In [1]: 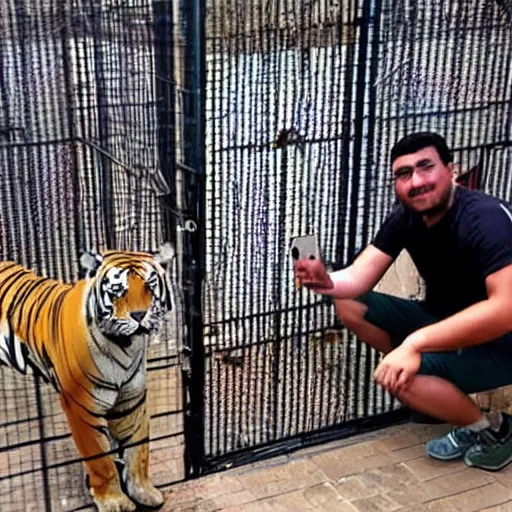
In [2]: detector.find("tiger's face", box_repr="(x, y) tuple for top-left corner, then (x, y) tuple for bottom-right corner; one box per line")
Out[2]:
(82, 248), (173, 343)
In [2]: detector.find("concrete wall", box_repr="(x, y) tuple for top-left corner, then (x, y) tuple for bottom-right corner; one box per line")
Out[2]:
(374, 250), (423, 299)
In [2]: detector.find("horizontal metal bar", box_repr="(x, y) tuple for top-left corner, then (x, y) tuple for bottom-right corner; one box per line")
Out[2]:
(1, 410), (184, 454)
(203, 300), (329, 329)
(201, 408), (410, 475)
(147, 353), (179, 364)
(0, 138), (74, 149)
(0, 430), (183, 481)
(376, 101), (511, 123)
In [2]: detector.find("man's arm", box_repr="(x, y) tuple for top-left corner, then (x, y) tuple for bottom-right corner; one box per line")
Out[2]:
(295, 244), (395, 299)
(405, 263), (512, 352)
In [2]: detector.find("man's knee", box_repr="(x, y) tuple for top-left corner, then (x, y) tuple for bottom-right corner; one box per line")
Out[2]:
(334, 299), (368, 334)
(418, 352), (450, 379)
(335, 297), (394, 353)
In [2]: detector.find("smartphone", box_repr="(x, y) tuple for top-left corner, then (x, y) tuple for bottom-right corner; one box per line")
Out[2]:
(289, 233), (320, 262)
(290, 234), (320, 290)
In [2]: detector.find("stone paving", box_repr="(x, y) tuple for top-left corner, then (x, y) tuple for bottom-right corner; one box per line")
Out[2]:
(161, 422), (512, 512)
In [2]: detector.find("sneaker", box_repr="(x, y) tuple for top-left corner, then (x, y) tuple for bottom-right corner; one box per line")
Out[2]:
(464, 414), (512, 471)
(426, 427), (479, 461)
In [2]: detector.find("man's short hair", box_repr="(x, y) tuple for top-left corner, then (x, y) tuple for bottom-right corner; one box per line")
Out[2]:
(391, 132), (453, 166)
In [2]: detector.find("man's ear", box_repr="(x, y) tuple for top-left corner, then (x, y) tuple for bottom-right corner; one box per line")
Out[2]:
(154, 242), (175, 268)
(79, 251), (103, 277)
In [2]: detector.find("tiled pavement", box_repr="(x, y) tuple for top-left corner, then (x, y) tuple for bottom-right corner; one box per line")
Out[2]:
(161, 422), (512, 512)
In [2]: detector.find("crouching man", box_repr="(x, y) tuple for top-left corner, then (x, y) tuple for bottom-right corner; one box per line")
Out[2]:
(295, 132), (512, 470)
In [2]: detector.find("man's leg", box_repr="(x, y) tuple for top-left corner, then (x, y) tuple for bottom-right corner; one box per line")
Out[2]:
(397, 374), (492, 463)
(335, 292), (440, 352)
(335, 292), (512, 469)
(396, 375), (482, 425)
(334, 299), (393, 353)
(405, 344), (512, 468)
(335, 292), (445, 423)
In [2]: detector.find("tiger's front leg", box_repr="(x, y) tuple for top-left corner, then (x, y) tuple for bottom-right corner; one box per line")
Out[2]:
(109, 395), (164, 510)
(60, 393), (136, 512)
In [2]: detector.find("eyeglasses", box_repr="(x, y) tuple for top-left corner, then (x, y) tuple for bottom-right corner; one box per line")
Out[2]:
(393, 162), (436, 182)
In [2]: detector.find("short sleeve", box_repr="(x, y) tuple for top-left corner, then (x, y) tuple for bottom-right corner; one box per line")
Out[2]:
(468, 202), (512, 278)
(371, 205), (407, 259)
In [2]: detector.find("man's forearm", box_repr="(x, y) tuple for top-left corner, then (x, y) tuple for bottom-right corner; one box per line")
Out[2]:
(325, 268), (371, 299)
(405, 298), (512, 352)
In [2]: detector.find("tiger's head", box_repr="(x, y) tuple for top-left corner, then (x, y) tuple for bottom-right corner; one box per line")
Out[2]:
(80, 244), (174, 344)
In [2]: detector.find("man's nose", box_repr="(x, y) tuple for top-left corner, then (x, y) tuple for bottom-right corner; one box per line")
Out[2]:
(410, 168), (426, 187)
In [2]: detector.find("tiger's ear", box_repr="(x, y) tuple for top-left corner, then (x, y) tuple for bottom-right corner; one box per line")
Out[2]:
(79, 251), (103, 277)
(154, 242), (175, 267)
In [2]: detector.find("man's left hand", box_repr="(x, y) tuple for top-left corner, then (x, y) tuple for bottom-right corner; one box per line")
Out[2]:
(374, 341), (422, 394)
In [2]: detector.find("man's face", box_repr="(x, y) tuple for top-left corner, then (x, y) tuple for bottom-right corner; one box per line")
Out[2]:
(392, 146), (454, 215)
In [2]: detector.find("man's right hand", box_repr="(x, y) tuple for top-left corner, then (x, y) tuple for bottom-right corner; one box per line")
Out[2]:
(294, 259), (334, 293)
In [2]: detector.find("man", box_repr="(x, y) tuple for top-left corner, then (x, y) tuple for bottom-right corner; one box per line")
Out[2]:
(295, 132), (512, 471)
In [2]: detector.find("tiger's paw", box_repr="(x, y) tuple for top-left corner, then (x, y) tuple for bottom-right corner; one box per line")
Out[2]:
(93, 493), (136, 512)
(126, 480), (165, 510)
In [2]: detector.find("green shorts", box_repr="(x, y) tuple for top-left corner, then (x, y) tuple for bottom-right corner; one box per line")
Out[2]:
(357, 291), (512, 395)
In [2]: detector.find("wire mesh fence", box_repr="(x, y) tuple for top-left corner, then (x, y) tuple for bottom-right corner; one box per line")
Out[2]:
(0, 0), (184, 510)
(201, 0), (512, 468)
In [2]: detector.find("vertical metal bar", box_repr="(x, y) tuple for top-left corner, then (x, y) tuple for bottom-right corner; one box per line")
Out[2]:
(153, 0), (177, 246)
(339, 0), (358, 423)
(362, 0), (383, 418)
(347, 0), (371, 262)
(181, 0), (206, 478)
(60, 0), (83, 262)
(336, 4), (357, 267)
(92, 1), (115, 248)
(34, 377), (52, 512)
(272, 145), (288, 441)
(346, 0), (372, 419)
(204, 0), (214, 461)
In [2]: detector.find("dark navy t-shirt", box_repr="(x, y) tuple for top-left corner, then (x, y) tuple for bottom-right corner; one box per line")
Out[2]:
(372, 186), (512, 319)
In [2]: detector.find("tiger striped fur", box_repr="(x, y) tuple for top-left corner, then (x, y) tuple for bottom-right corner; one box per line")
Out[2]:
(0, 247), (174, 512)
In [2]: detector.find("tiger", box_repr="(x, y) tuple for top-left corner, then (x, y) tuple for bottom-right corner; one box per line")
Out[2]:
(0, 246), (175, 512)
